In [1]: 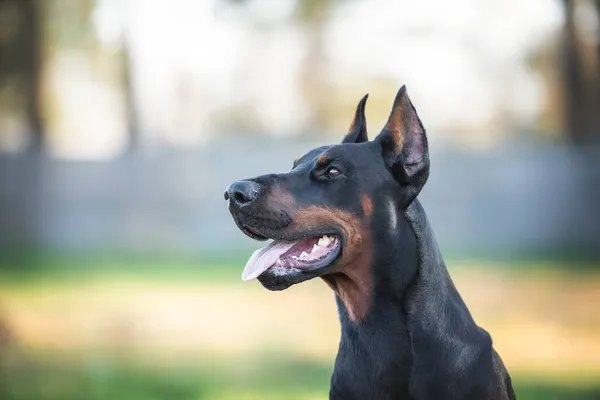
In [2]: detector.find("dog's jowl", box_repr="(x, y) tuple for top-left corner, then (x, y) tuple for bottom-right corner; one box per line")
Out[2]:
(225, 86), (516, 400)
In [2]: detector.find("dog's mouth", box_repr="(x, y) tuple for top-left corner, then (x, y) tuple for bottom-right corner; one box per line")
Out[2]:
(242, 234), (341, 281)
(241, 225), (270, 241)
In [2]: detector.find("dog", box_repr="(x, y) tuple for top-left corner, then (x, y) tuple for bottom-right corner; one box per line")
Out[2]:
(224, 86), (516, 400)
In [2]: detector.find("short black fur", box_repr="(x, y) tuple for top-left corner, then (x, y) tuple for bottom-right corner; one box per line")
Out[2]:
(225, 86), (516, 399)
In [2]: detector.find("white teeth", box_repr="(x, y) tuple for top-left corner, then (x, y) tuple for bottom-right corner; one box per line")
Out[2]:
(312, 244), (320, 252)
(291, 255), (298, 260)
(318, 235), (332, 247)
(299, 251), (309, 260)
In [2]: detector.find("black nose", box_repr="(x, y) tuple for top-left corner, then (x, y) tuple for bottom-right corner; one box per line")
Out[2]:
(224, 180), (260, 206)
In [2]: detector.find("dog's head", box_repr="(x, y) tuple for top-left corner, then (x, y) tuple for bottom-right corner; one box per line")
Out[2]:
(225, 86), (429, 294)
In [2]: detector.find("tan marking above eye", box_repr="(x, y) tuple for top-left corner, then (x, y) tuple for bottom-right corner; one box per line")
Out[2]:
(316, 154), (329, 166)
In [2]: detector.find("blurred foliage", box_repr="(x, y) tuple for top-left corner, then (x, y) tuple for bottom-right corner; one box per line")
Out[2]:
(42, 0), (96, 50)
(2, 0), (600, 151)
(0, 0), (42, 150)
(562, 0), (600, 143)
(294, 0), (335, 23)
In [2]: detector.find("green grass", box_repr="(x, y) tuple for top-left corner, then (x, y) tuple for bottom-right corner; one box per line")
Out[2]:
(515, 381), (600, 400)
(0, 249), (249, 287)
(2, 352), (599, 400)
(1, 248), (598, 288)
(1, 249), (599, 399)
(1, 352), (332, 400)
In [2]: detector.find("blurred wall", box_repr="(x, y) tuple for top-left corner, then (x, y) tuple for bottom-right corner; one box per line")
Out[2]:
(1, 138), (598, 256)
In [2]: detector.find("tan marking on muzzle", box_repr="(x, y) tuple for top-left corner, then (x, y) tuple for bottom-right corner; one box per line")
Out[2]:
(290, 206), (373, 322)
(361, 194), (373, 218)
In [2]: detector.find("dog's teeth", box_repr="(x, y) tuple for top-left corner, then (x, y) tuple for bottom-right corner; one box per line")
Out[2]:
(318, 236), (332, 247)
(312, 244), (320, 252)
(299, 251), (309, 259)
(291, 255), (298, 260)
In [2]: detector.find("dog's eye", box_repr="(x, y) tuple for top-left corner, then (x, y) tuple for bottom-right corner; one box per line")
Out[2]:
(325, 167), (341, 179)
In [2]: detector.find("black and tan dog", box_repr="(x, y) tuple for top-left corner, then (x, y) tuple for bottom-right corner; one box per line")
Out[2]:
(224, 86), (515, 400)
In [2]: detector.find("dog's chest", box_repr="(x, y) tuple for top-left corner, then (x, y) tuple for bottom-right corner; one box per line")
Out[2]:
(330, 321), (414, 399)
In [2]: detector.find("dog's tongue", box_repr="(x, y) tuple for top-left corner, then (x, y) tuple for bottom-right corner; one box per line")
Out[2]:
(242, 240), (297, 281)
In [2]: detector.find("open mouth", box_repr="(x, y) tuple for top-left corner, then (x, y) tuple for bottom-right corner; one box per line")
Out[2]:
(242, 234), (341, 281)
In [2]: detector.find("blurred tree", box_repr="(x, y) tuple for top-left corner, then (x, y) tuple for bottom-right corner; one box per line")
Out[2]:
(595, 0), (600, 136)
(0, 0), (43, 153)
(121, 41), (139, 154)
(44, 0), (137, 155)
(222, 0), (342, 134)
(0, 0), (45, 249)
(294, 0), (336, 133)
(562, 0), (600, 144)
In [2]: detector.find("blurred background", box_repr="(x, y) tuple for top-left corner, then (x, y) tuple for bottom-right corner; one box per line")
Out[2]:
(0, 0), (599, 399)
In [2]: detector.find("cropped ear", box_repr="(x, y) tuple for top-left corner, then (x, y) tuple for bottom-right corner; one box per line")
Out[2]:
(342, 94), (369, 143)
(375, 85), (429, 207)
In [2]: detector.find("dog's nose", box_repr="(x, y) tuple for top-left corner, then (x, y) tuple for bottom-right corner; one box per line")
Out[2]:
(224, 180), (260, 206)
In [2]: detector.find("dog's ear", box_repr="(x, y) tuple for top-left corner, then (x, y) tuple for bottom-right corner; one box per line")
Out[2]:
(375, 85), (429, 206)
(341, 94), (369, 144)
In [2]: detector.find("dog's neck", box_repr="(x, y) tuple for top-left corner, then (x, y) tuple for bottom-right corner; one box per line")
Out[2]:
(326, 198), (484, 340)
(332, 199), (479, 325)
(328, 200), (509, 399)
(332, 199), (492, 385)
(401, 200), (483, 339)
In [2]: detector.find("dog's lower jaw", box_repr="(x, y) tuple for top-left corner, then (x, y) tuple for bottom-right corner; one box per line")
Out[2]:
(257, 275), (292, 291)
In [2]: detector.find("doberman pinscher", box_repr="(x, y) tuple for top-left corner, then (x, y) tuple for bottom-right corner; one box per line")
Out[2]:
(224, 86), (515, 400)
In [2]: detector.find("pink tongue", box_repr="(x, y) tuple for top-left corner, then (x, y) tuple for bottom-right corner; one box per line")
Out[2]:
(242, 240), (297, 281)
